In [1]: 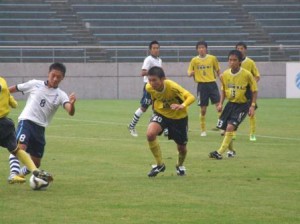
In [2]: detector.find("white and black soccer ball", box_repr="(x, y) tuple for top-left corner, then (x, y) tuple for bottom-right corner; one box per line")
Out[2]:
(29, 175), (49, 190)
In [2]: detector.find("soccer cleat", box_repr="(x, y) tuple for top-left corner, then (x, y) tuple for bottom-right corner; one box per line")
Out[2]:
(250, 135), (256, 141)
(209, 151), (223, 160)
(8, 175), (26, 184)
(148, 164), (166, 177)
(163, 128), (169, 137)
(200, 131), (207, 137)
(227, 150), (236, 158)
(128, 125), (138, 137)
(33, 170), (53, 182)
(176, 166), (186, 176)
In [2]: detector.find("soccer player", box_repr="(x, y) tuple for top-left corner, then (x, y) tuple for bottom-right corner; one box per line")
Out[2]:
(209, 50), (258, 159)
(236, 42), (260, 141)
(128, 40), (163, 137)
(187, 41), (221, 137)
(8, 62), (76, 183)
(145, 67), (195, 177)
(0, 76), (52, 183)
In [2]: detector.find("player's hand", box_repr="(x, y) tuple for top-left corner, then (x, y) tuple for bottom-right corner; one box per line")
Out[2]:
(189, 71), (195, 77)
(69, 92), (76, 104)
(248, 106), (255, 117)
(170, 104), (184, 110)
(217, 103), (222, 112)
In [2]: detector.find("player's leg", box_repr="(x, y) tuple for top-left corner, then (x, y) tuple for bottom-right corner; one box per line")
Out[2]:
(198, 83), (209, 136)
(249, 114), (257, 141)
(3, 119), (34, 184)
(227, 140), (236, 158)
(210, 82), (226, 135)
(210, 103), (248, 159)
(9, 120), (53, 183)
(210, 103), (231, 159)
(19, 153), (41, 177)
(176, 144), (187, 176)
(128, 84), (151, 137)
(200, 106), (207, 136)
(168, 116), (188, 175)
(146, 114), (165, 177)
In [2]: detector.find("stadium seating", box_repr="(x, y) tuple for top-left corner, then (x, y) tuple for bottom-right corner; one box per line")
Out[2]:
(0, 0), (299, 62)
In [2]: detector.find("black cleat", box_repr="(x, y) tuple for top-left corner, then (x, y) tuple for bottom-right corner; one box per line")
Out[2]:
(227, 150), (236, 158)
(33, 170), (53, 182)
(209, 151), (223, 160)
(176, 166), (186, 176)
(148, 164), (166, 177)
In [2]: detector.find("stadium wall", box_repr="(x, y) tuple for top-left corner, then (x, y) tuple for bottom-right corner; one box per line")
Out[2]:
(1, 62), (285, 99)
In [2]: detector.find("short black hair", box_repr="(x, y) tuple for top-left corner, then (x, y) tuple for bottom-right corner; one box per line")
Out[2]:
(228, 50), (243, 62)
(235, 41), (247, 49)
(148, 66), (165, 79)
(196, 40), (208, 49)
(149, 40), (160, 49)
(49, 62), (66, 77)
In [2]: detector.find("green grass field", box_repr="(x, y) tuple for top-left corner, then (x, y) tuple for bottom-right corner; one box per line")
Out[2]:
(0, 99), (299, 224)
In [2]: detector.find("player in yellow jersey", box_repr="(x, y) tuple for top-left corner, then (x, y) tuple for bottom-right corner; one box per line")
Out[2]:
(209, 50), (258, 159)
(187, 41), (221, 137)
(0, 76), (53, 184)
(145, 67), (195, 177)
(236, 42), (260, 141)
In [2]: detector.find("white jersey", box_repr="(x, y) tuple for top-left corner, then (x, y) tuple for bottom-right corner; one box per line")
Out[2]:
(17, 79), (69, 127)
(142, 55), (162, 83)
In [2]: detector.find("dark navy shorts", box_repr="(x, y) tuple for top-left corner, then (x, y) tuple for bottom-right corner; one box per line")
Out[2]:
(16, 120), (46, 158)
(150, 112), (188, 145)
(0, 117), (17, 152)
(197, 82), (220, 107)
(216, 102), (250, 131)
(140, 83), (152, 109)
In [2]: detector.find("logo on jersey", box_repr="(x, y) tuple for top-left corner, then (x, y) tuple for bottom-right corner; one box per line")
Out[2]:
(296, 72), (300, 90)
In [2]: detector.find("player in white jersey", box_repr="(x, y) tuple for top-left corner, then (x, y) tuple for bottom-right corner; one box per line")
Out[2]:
(128, 40), (163, 137)
(8, 62), (76, 184)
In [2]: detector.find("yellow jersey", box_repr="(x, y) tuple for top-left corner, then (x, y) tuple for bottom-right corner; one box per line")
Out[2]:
(221, 68), (258, 103)
(187, 54), (220, 83)
(0, 77), (17, 118)
(241, 57), (260, 79)
(146, 79), (195, 119)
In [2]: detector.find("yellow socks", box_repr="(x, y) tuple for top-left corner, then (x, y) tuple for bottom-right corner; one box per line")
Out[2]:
(148, 139), (163, 165)
(249, 115), (256, 135)
(15, 149), (37, 172)
(217, 131), (234, 154)
(228, 140), (234, 151)
(200, 115), (206, 132)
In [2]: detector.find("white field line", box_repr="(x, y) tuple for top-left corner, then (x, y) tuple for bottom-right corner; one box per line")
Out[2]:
(49, 117), (300, 142)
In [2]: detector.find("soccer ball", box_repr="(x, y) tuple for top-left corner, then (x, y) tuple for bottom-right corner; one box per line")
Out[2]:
(29, 175), (49, 190)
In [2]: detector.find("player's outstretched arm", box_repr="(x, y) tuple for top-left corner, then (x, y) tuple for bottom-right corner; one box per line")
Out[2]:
(9, 85), (18, 93)
(64, 92), (76, 116)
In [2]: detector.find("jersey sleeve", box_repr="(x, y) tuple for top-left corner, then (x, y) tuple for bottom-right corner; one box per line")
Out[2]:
(187, 58), (195, 75)
(16, 79), (39, 93)
(141, 57), (151, 71)
(248, 73), (258, 92)
(60, 90), (70, 107)
(251, 62), (260, 78)
(173, 81), (195, 107)
(213, 56), (220, 73)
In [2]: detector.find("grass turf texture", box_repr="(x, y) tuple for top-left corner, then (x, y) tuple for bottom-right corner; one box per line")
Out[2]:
(0, 99), (299, 224)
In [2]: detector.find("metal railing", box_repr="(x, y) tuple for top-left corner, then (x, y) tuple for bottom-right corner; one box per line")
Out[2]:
(0, 45), (299, 63)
